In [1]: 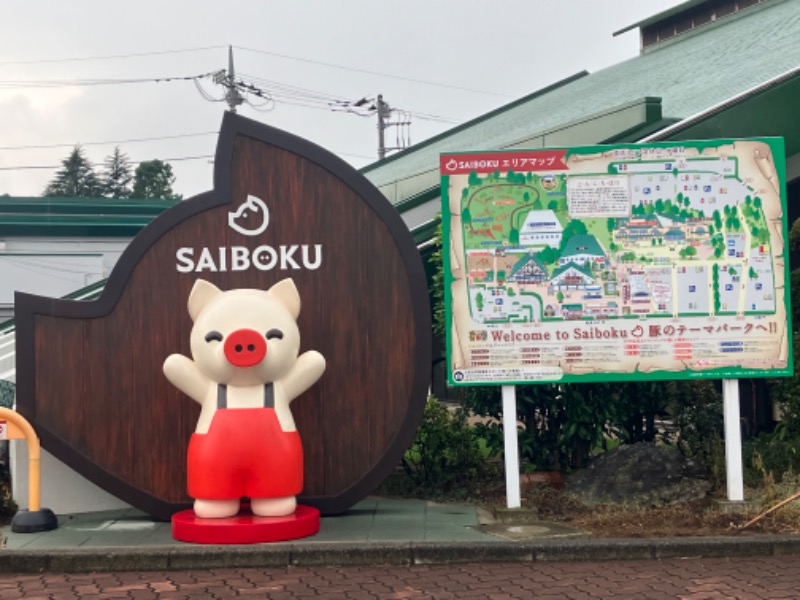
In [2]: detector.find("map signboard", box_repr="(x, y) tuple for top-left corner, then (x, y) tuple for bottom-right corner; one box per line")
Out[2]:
(441, 139), (792, 385)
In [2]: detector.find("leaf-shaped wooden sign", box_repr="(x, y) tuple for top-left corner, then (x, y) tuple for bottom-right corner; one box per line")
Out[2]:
(14, 113), (431, 520)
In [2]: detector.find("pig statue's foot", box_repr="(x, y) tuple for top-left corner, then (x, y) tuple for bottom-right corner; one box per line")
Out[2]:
(194, 498), (240, 519)
(251, 496), (296, 517)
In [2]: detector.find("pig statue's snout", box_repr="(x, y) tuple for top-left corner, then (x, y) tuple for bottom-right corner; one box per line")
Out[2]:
(224, 329), (267, 367)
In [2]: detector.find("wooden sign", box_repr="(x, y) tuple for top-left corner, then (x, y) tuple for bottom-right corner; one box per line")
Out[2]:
(15, 112), (431, 520)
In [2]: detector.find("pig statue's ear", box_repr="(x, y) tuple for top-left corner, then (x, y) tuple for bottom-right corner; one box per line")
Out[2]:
(187, 279), (223, 321)
(268, 278), (301, 319)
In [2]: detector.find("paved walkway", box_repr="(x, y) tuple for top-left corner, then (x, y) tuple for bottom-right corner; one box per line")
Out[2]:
(3, 556), (800, 599)
(2, 497), (800, 575)
(3, 498), (494, 550)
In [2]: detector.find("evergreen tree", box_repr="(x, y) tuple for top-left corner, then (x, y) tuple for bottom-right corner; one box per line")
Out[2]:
(101, 146), (133, 198)
(131, 159), (180, 199)
(43, 145), (101, 197)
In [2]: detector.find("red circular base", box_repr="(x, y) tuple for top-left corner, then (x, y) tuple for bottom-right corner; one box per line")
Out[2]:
(171, 504), (320, 544)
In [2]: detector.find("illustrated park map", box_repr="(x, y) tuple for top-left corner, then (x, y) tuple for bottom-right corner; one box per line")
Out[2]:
(441, 139), (792, 385)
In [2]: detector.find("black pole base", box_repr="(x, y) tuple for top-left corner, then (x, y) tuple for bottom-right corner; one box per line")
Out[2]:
(11, 508), (58, 533)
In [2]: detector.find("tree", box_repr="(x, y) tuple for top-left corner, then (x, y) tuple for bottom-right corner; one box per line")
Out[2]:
(101, 146), (133, 198)
(558, 220), (589, 253)
(43, 145), (101, 197)
(537, 245), (558, 265)
(132, 159), (180, 199)
(681, 245), (697, 259)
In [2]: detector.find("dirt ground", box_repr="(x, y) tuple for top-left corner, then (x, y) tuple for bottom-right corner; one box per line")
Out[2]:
(523, 482), (800, 538)
(376, 470), (800, 538)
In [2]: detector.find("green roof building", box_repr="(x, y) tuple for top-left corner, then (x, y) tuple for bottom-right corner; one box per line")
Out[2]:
(0, 196), (179, 320)
(507, 252), (548, 283)
(361, 0), (800, 246)
(560, 234), (607, 266)
(550, 261), (596, 285)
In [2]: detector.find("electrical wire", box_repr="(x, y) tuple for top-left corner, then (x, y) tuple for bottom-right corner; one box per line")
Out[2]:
(0, 61), (460, 123)
(0, 132), (217, 152)
(0, 150), (374, 172)
(0, 72), (217, 90)
(0, 46), (227, 66)
(234, 45), (513, 99)
(232, 73), (460, 124)
(0, 43), (506, 100)
(0, 155), (212, 171)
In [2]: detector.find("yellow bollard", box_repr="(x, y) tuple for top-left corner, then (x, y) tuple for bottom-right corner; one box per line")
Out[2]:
(1, 407), (57, 533)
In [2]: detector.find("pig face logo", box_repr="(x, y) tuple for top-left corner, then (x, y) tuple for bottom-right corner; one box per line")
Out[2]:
(228, 195), (270, 236)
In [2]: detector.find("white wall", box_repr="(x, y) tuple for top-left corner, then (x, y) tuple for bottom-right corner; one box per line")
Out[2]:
(11, 443), (131, 515)
(3, 235), (133, 514)
(0, 237), (128, 320)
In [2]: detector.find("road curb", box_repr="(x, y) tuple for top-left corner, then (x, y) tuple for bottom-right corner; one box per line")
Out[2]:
(3, 536), (800, 573)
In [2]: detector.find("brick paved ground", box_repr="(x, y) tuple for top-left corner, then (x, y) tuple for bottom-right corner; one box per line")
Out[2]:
(2, 555), (800, 599)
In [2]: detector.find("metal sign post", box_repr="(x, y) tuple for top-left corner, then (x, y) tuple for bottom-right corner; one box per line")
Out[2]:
(722, 379), (744, 502)
(501, 385), (521, 509)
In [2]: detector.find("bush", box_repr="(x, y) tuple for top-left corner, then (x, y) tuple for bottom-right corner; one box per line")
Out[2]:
(463, 382), (617, 472)
(744, 331), (800, 485)
(667, 379), (725, 488)
(0, 475), (16, 524)
(0, 381), (14, 409)
(401, 396), (495, 492)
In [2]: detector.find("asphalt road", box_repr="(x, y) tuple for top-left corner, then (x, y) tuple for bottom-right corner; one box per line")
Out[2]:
(2, 555), (800, 599)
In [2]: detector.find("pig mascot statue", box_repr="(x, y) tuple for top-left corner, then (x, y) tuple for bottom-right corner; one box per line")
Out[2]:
(164, 278), (325, 542)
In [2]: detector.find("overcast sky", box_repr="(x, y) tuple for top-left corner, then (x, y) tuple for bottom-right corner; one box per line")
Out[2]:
(0, 0), (683, 199)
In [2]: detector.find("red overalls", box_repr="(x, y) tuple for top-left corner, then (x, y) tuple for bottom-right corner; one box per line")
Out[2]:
(187, 384), (303, 499)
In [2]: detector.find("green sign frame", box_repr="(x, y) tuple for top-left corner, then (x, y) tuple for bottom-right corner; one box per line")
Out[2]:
(441, 138), (793, 386)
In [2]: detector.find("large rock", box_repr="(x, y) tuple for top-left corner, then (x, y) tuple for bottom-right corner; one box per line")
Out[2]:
(565, 442), (711, 507)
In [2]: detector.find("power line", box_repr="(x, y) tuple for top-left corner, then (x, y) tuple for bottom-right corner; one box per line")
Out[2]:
(0, 155), (213, 171)
(0, 132), (218, 151)
(0, 51), (462, 123)
(0, 43), (508, 100)
(0, 150), (374, 172)
(235, 72), (460, 124)
(0, 164), (59, 171)
(0, 46), (227, 66)
(0, 72), (216, 90)
(235, 45), (513, 99)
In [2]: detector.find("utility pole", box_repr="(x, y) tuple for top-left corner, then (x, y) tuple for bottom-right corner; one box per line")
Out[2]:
(377, 94), (389, 160)
(205, 47), (270, 114)
(376, 94), (410, 160)
(221, 46), (244, 113)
